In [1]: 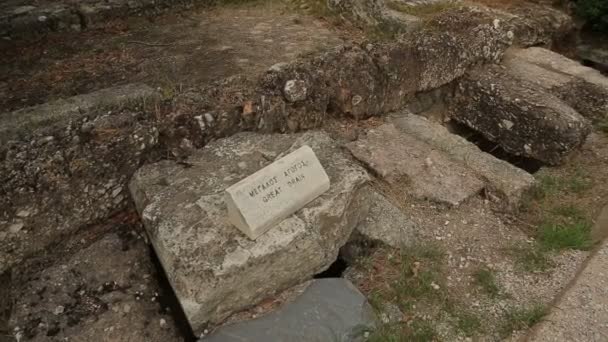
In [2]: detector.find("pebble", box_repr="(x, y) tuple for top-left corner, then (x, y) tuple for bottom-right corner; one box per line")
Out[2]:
(9, 222), (24, 233)
(159, 318), (167, 329)
(53, 305), (65, 315)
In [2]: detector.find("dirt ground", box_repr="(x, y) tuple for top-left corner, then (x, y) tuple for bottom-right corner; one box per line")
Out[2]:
(0, 0), (357, 112)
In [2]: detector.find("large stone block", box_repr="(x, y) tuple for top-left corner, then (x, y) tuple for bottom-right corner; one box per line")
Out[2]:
(129, 131), (370, 334)
(504, 49), (608, 122)
(346, 123), (484, 206)
(449, 65), (591, 165)
(389, 112), (535, 207)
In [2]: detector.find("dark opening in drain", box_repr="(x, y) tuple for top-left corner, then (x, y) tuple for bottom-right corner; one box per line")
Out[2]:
(314, 257), (348, 278)
(149, 247), (198, 342)
(446, 121), (545, 174)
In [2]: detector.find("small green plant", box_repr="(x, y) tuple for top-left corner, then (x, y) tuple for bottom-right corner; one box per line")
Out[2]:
(538, 220), (593, 251)
(565, 169), (592, 194)
(576, 0), (608, 32)
(455, 310), (482, 337)
(499, 304), (548, 338)
(508, 244), (552, 272)
(473, 267), (500, 298)
(551, 205), (587, 221)
(367, 321), (437, 342)
(597, 116), (608, 135)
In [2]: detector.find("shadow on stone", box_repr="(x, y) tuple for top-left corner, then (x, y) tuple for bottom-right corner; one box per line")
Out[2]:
(447, 121), (545, 174)
(149, 247), (197, 342)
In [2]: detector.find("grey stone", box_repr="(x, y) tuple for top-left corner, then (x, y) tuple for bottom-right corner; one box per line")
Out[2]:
(129, 131), (370, 334)
(504, 48), (608, 122)
(578, 45), (608, 72)
(389, 112), (535, 207)
(355, 186), (416, 248)
(346, 124), (484, 206)
(514, 47), (608, 92)
(449, 65), (591, 165)
(203, 278), (376, 342)
(1, 83), (156, 146)
(283, 80), (308, 102)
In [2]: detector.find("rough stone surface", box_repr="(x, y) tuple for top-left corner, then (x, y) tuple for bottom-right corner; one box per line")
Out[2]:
(514, 47), (608, 92)
(0, 84), (159, 274)
(528, 206), (608, 342)
(505, 48), (608, 122)
(389, 112), (535, 206)
(7, 232), (181, 342)
(346, 123), (484, 206)
(449, 64), (591, 165)
(129, 131), (370, 334)
(355, 186), (417, 248)
(203, 278), (376, 342)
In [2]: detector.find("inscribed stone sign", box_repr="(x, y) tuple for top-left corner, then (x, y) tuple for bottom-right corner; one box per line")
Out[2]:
(225, 145), (330, 239)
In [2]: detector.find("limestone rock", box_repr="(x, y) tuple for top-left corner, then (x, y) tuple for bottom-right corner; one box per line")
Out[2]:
(346, 123), (484, 206)
(515, 48), (607, 88)
(389, 112), (535, 207)
(129, 131), (370, 334)
(355, 186), (416, 249)
(449, 65), (591, 165)
(203, 278), (376, 342)
(505, 48), (608, 122)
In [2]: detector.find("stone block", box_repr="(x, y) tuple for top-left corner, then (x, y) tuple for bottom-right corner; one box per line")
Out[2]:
(346, 123), (484, 206)
(129, 131), (370, 334)
(225, 145), (330, 239)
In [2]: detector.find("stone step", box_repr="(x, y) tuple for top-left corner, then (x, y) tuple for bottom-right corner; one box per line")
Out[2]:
(203, 278), (375, 342)
(129, 131), (370, 335)
(346, 123), (485, 207)
(504, 48), (608, 122)
(389, 112), (535, 207)
(449, 64), (591, 165)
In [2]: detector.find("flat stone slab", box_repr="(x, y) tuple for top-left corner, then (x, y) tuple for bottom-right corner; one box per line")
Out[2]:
(514, 47), (608, 91)
(346, 123), (484, 206)
(225, 145), (330, 240)
(203, 278), (376, 342)
(449, 64), (591, 165)
(504, 49), (608, 122)
(389, 112), (535, 207)
(356, 186), (417, 248)
(129, 131), (370, 334)
(528, 206), (608, 342)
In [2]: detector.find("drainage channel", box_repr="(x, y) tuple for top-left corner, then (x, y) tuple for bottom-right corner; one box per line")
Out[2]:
(447, 120), (545, 174)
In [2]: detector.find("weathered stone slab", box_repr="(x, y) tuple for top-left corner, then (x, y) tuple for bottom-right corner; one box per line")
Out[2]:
(129, 131), (370, 334)
(225, 145), (330, 240)
(514, 47), (608, 91)
(504, 49), (608, 122)
(449, 65), (591, 165)
(389, 112), (535, 207)
(346, 124), (484, 206)
(203, 278), (376, 342)
(356, 186), (417, 248)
